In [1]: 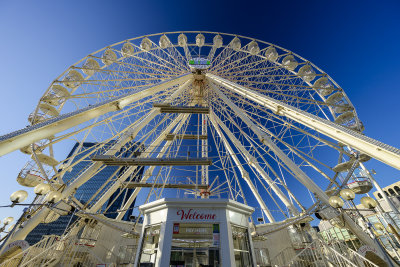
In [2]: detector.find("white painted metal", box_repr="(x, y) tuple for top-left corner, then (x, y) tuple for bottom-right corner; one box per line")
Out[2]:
(210, 112), (297, 216)
(0, 74), (191, 157)
(2, 32), (398, 264)
(207, 73), (400, 170)
(211, 114), (273, 221)
(5, 78), (192, 243)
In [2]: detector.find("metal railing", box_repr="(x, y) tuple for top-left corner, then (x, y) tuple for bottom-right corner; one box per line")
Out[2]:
(0, 234), (107, 267)
(282, 238), (380, 267)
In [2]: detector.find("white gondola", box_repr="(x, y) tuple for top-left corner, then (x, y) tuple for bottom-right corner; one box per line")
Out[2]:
(63, 70), (84, 89)
(121, 42), (134, 57)
(335, 111), (355, 125)
(313, 77), (334, 96)
(326, 92), (344, 105)
(140, 37), (152, 51)
(347, 177), (373, 194)
(282, 55), (298, 71)
(333, 104), (354, 114)
(28, 113), (47, 125)
(51, 84), (70, 97)
(32, 152), (59, 167)
(17, 169), (45, 187)
(247, 41), (260, 55)
(358, 153), (371, 162)
(159, 35), (170, 49)
(41, 92), (62, 106)
(39, 103), (59, 117)
(347, 121), (365, 132)
(82, 58), (100, 76)
(287, 227), (304, 249)
(196, 33), (205, 47)
(102, 49), (117, 66)
(264, 46), (278, 62)
(178, 33), (187, 47)
(298, 65), (316, 82)
(213, 35), (223, 48)
(333, 160), (356, 172)
(230, 37), (241, 51)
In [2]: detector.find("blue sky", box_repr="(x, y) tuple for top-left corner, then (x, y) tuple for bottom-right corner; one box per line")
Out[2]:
(0, 0), (399, 224)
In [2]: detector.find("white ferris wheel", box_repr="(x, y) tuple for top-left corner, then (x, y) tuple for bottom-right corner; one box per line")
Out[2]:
(1, 31), (400, 249)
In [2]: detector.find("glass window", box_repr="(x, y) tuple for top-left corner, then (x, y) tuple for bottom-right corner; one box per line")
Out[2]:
(231, 225), (253, 267)
(169, 223), (220, 267)
(138, 224), (160, 267)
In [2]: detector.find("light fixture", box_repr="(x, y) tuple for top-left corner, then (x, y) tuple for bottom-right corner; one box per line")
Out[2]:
(3, 217), (14, 225)
(360, 196), (377, 209)
(340, 189), (355, 201)
(374, 222), (385, 231)
(10, 190), (28, 205)
(328, 196), (344, 209)
(34, 183), (51, 196)
(45, 191), (62, 204)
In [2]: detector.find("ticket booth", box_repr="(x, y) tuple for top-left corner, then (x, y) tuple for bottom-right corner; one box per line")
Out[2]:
(134, 198), (255, 267)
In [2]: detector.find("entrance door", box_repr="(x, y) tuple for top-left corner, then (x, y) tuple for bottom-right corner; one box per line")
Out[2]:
(169, 223), (220, 267)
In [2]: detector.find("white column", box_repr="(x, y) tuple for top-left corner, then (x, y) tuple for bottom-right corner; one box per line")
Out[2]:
(155, 222), (171, 267)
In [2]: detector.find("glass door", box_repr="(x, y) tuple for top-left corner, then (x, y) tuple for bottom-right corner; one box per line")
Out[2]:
(169, 223), (220, 267)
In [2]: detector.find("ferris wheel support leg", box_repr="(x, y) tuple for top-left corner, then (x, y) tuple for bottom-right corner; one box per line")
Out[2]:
(3, 113), (160, 245)
(5, 88), (192, 244)
(210, 112), (297, 217)
(207, 74), (385, 253)
(211, 115), (273, 222)
(0, 74), (191, 157)
(207, 73), (400, 171)
(116, 113), (191, 220)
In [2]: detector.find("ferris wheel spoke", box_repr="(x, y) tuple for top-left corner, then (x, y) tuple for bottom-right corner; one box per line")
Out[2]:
(150, 40), (189, 72)
(210, 111), (297, 217)
(209, 76), (338, 203)
(213, 54), (265, 76)
(214, 102), (306, 211)
(127, 44), (187, 74)
(116, 112), (191, 219)
(210, 115), (272, 218)
(211, 42), (264, 72)
(89, 54), (180, 77)
(0, 74), (191, 156)
(209, 73), (400, 170)
(246, 114), (339, 185)
(219, 88), (346, 156)
(87, 112), (179, 212)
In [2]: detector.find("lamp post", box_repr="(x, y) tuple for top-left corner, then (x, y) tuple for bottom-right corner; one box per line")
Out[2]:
(359, 196), (400, 261)
(329, 193), (396, 267)
(0, 184), (61, 254)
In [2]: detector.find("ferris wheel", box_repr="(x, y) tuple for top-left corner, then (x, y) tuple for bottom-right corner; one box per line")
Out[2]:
(1, 31), (400, 246)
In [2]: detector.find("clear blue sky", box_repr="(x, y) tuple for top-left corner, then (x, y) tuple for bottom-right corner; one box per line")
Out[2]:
(0, 0), (399, 224)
